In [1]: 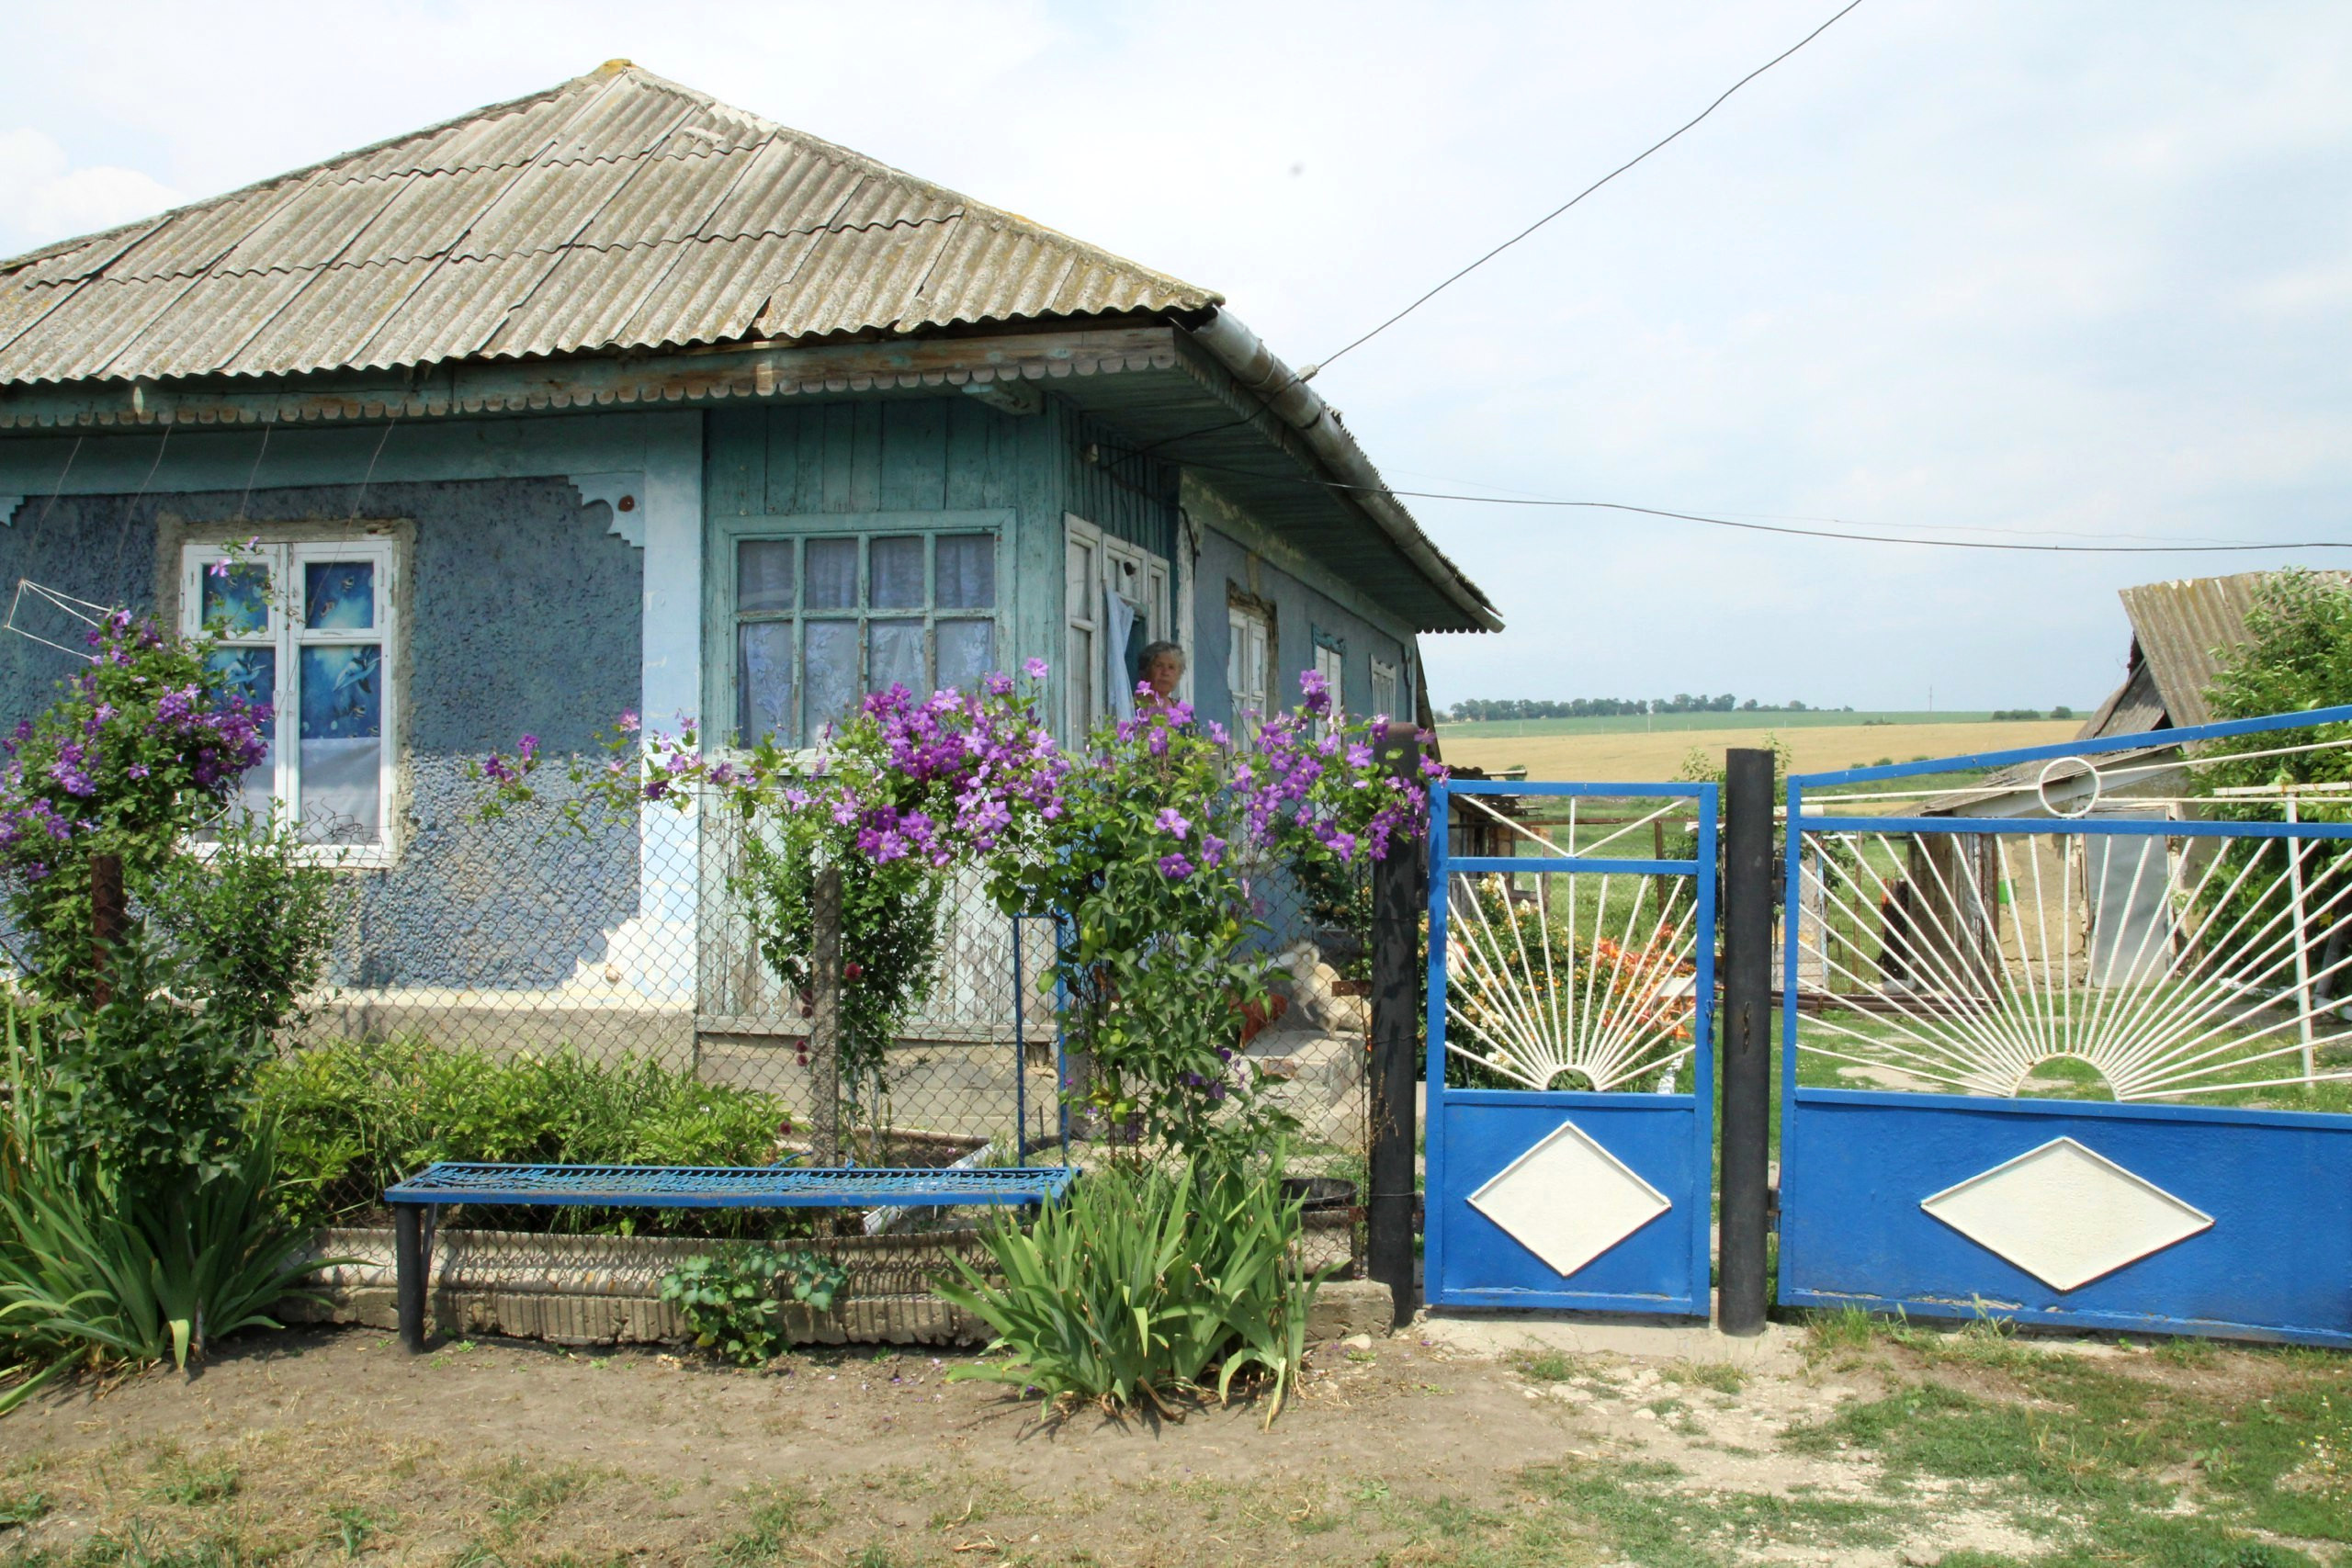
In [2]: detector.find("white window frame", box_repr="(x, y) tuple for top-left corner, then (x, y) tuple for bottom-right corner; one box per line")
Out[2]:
(1312, 633), (1347, 739)
(1227, 600), (1272, 739)
(1063, 514), (1170, 739)
(1370, 655), (1399, 725)
(179, 537), (400, 866)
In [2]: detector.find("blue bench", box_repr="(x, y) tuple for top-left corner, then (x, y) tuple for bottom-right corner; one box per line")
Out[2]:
(384, 1160), (1080, 1351)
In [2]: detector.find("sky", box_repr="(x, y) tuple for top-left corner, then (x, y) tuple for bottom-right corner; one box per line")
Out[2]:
(3, 0), (2348, 714)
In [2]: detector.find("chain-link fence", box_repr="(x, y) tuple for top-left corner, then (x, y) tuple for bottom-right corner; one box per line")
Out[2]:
(277, 779), (1373, 1318)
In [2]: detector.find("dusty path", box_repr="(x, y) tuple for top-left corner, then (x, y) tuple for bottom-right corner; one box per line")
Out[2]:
(0, 1320), (2343, 1567)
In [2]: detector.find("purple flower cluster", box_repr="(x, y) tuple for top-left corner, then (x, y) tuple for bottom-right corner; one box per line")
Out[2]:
(0, 612), (273, 877)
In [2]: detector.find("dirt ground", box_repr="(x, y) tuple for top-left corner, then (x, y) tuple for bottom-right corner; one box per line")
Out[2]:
(0, 1318), (2345, 1568)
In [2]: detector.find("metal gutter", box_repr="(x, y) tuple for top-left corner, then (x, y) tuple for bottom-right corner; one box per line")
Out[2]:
(1185, 310), (1500, 633)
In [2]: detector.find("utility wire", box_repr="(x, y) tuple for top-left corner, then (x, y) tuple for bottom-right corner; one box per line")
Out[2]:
(1316, 0), (1868, 372)
(1172, 457), (2352, 554)
(1132, 3), (1868, 467)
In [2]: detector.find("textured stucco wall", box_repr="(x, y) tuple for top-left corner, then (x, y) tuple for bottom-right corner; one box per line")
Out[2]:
(0, 478), (642, 990)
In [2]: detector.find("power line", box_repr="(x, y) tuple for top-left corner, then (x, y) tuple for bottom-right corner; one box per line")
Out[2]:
(1315, 0), (1869, 373)
(1348, 484), (2350, 555)
(1131, 4), (1870, 474)
(1173, 456), (2352, 554)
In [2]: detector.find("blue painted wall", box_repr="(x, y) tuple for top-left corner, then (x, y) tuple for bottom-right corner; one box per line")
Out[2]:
(0, 476), (641, 988)
(1181, 474), (1419, 735)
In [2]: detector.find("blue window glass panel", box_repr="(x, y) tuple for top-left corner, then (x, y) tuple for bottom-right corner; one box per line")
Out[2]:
(204, 647), (277, 824)
(866, 618), (924, 698)
(200, 563), (270, 634)
(204, 648), (277, 738)
(738, 622), (796, 742)
(304, 561), (375, 630)
(300, 646), (381, 740)
(299, 645), (380, 842)
(935, 534), (994, 609)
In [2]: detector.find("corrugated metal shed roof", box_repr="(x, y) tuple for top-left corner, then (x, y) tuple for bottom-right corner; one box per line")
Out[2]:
(0, 62), (1219, 385)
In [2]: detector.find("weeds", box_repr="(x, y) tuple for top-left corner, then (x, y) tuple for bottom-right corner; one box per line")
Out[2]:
(145, 1455), (240, 1506)
(709, 1484), (827, 1568)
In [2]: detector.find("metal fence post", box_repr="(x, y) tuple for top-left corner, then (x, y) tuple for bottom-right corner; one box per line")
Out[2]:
(394, 1203), (427, 1353)
(808, 863), (843, 1166)
(1719, 749), (1774, 1336)
(1367, 722), (1424, 1329)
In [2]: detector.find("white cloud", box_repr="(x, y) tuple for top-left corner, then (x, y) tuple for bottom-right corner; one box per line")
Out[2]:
(1, 0), (2348, 714)
(0, 129), (179, 254)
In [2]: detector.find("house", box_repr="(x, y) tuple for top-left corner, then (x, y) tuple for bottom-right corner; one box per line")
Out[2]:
(0, 63), (1496, 1084)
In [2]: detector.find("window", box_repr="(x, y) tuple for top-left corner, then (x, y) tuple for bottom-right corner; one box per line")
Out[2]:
(1227, 599), (1272, 738)
(1312, 629), (1346, 739)
(1063, 516), (1170, 738)
(1370, 656), (1399, 724)
(730, 529), (1000, 746)
(180, 539), (396, 854)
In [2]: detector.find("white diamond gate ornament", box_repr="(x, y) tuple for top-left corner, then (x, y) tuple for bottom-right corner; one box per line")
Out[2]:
(1775, 705), (2352, 1348)
(1422, 780), (1717, 1314)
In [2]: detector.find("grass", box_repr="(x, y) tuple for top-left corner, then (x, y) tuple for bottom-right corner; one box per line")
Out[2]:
(708, 1484), (829, 1568)
(1781, 1333), (2352, 1563)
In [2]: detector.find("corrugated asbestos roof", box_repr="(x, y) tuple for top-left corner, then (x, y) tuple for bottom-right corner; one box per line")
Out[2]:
(0, 62), (1219, 385)
(2110, 572), (2341, 730)
(1925, 570), (2342, 813)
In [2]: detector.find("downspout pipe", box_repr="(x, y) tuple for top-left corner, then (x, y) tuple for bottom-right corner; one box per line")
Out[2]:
(1186, 310), (1503, 634)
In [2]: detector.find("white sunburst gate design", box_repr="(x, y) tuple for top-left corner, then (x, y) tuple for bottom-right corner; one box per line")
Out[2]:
(1776, 704), (2352, 1348)
(1443, 794), (1705, 1094)
(1422, 780), (1718, 1317)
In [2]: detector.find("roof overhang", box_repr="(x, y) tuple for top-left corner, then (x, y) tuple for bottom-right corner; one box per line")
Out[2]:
(0, 318), (1498, 635)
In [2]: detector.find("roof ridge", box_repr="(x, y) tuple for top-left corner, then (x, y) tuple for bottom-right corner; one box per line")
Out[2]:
(0, 73), (604, 277)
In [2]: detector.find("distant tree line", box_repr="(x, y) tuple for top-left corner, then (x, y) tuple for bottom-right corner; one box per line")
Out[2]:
(1444, 695), (1846, 722)
(1444, 697), (2081, 723)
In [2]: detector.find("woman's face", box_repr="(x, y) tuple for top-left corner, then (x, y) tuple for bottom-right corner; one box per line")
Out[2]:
(1146, 654), (1184, 699)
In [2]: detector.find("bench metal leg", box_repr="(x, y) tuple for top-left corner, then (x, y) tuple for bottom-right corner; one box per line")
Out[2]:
(395, 1204), (426, 1353)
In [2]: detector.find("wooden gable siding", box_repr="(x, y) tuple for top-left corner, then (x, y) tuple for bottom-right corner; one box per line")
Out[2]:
(702, 394), (1176, 724)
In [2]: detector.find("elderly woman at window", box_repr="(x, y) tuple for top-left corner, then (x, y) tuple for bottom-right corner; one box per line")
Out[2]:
(1135, 639), (1186, 710)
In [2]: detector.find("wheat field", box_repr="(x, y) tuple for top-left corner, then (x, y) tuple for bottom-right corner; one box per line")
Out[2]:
(1435, 718), (2084, 783)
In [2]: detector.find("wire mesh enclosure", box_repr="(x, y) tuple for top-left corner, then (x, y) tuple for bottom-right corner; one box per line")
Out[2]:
(277, 776), (1374, 1282)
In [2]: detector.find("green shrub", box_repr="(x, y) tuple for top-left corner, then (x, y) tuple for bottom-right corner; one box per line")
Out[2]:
(0, 1013), (323, 1402)
(937, 1155), (1322, 1425)
(145, 807), (342, 1043)
(659, 1244), (849, 1365)
(38, 936), (274, 1199)
(258, 1039), (795, 1228)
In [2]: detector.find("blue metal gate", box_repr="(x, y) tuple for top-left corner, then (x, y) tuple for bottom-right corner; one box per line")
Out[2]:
(1778, 706), (2352, 1347)
(1424, 779), (1717, 1314)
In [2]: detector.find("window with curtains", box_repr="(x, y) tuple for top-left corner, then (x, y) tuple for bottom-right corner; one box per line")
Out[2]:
(1227, 599), (1272, 738)
(179, 538), (397, 856)
(1311, 628), (1347, 741)
(731, 529), (1001, 746)
(1370, 655), (1399, 723)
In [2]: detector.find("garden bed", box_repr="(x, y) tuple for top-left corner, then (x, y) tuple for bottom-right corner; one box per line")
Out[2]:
(290, 1224), (1387, 1348)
